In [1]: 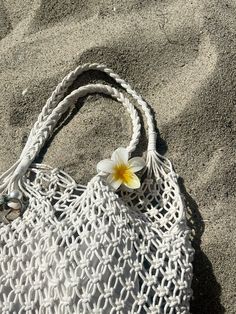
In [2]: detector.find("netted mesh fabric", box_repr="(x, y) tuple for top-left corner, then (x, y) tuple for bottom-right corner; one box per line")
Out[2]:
(0, 63), (194, 314)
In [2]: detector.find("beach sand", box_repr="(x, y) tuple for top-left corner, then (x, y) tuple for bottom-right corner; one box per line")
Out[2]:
(0, 0), (235, 313)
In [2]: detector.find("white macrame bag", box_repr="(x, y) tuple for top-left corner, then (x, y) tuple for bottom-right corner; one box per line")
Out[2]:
(0, 63), (194, 314)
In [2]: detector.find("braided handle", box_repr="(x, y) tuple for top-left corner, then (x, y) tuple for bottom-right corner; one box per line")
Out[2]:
(0, 63), (158, 193)
(20, 63), (157, 158)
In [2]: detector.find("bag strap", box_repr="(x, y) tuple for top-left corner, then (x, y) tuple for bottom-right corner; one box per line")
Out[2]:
(21, 63), (157, 156)
(0, 63), (159, 193)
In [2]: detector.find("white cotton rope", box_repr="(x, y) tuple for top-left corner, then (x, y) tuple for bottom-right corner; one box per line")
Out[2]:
(0, 63), (194, 314)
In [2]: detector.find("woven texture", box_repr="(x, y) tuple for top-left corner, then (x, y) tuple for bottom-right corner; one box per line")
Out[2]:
(0, 63), (194, 314)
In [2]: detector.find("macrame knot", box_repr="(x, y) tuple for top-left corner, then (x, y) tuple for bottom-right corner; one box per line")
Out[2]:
(42, 298), (54, 308)
(156, 287), (169, 297)
(15, 283), (25, 294)
(137, 293), (148, 306)
(114, 265), (123, 277)
(177, 280), (187, 290)
(145, 275), (156, 287)
(14, 155), (31, 177)
(61, 297), (72, 306)
(147, 131), (157, 151)
(125, 279), (134, 291)
(24, 302), (34, 311)
(81, 293), (91, 303)
(2, 301), (11, 313)
(115, 300), (125, 311)
(168, 296), (180, 308)
(104, 286), (113, 298)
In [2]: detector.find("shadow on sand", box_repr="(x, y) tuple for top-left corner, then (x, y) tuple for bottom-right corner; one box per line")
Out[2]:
(178, 178), (225, 314)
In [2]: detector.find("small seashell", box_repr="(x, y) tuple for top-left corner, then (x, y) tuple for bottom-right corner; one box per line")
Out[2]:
(9, 190), (23, 200)
(7, 201), (21, 210)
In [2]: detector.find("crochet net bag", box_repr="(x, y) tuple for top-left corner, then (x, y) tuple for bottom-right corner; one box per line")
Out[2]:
(0, 63), (194, 314)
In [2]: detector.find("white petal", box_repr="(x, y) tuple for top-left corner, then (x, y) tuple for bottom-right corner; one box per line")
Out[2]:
(97, 159), (115, 173)
(107, 174), (122, 190)
(111, 147), (128, 164)
(128, 157), (146, 172)
(124, 173), (141, 189)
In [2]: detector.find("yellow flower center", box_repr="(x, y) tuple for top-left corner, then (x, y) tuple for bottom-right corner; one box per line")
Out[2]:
(113, 163), (133, 184)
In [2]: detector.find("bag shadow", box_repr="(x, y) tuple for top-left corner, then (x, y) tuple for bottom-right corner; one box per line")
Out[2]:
(178, 178), (225, 314)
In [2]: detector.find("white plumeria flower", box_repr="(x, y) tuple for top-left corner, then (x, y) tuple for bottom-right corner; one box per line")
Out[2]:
(97, 147), (145, 190)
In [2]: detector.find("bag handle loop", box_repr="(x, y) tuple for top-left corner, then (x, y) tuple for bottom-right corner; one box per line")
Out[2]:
(21, 63), (157, 157)
(0, 63), (159, 193)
